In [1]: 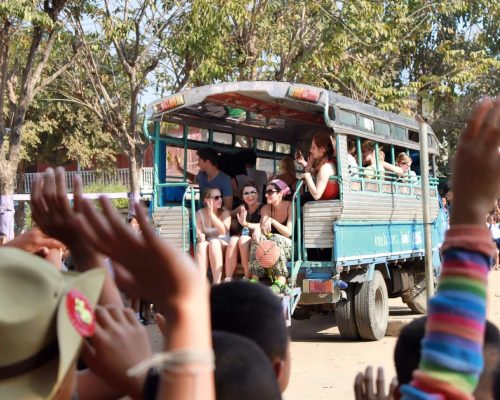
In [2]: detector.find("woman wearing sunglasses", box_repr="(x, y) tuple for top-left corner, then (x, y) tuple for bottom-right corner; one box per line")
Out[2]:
(195, 187), (231, 284)
(225, 182), (264, 280)
(248, 179), (293, 294)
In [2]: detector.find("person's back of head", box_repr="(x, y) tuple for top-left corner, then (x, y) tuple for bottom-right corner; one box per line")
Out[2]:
(240, 149), (258, 168)
(197, 147), (220, 168)
(210, 281), (290, 391)
(395, 316), (500, 399)
(213, 331), (282, 400)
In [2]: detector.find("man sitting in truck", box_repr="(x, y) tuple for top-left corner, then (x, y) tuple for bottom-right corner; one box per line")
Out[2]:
(175, 147), (233, 210)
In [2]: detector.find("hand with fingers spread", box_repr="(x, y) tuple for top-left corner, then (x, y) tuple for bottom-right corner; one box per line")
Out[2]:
(451, 97), (500, 225)
(75, 198), (214, 399)
(30, 167), (103, 271)
(82, 305), (152, 399)
(354, 366), (397, 400)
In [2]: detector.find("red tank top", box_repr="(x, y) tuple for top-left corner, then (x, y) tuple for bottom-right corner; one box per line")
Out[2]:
(320, 180), (339, 200)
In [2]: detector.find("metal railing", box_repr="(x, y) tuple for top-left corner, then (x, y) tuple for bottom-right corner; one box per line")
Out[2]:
(16, 167), (154, 194)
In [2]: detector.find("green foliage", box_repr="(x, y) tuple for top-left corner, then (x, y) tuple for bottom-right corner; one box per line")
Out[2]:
(83, 182), (129, 210)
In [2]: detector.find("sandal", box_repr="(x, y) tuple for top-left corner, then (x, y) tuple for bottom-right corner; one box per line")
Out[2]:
(270, 280), (286, 294)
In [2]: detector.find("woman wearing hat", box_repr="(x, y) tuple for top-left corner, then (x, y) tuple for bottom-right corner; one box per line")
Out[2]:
(248, 179), (293, 294)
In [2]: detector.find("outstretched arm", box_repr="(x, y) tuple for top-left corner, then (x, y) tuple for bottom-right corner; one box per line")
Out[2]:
(402, 98), (499, 399)
(75, 197), (214, 400)
(30, 168), (122, 306)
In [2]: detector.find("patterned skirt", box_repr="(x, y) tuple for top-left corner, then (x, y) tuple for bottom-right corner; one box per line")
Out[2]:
(248, 233), (292, 278)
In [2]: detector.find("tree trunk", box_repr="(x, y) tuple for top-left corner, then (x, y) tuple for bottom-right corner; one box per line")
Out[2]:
(0, 159), (16, 240)
(127, 147), (145, 217)
(14, 161), (27, 235)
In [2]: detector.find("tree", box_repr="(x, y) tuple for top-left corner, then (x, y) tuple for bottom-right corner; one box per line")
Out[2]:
(63, 0), (188, 215)
(0, 0), (77, 239)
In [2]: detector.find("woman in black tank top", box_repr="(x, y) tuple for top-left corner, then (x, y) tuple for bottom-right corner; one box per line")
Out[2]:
(248, 179), (293, 294)
(225, 182), (263, 280)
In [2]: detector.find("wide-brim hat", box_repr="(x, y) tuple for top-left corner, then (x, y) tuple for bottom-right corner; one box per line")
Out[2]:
(0, 247), (105, 399)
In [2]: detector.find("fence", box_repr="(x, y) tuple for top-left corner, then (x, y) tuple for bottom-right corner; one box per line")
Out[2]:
(16, 167), (154, 195)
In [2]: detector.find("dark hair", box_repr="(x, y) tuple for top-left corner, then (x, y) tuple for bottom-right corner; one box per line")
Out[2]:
(395, 317), (500, 389)
(239, 181), (259, 197)
(210, 281), (288, 361)
(142, 331), (282, 400)
(238, 149), (258, 167)
(197, 147), (219, 167)
(213, 331), (282, 400)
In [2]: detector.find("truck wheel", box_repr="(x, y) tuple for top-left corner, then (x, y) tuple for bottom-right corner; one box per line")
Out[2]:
(402, 274), (428, 314)
(354, 270), (388, 341)
(335, 284), (360, 340)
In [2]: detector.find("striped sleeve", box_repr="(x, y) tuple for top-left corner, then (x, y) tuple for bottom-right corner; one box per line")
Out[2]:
(401, 227), (492, 400)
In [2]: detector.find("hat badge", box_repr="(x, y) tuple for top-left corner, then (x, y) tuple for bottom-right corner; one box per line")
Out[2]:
(66, 289), (96, 337)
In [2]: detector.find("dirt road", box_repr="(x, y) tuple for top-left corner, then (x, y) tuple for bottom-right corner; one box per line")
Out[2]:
(147, 271), (500, 400)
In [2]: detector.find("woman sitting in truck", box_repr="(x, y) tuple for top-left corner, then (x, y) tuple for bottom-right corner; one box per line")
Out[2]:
(361, 140), (385, 179)
(248, 179), (293, 294)
(225, 182), (264, 281)
(295, 133), (339, 203)
(275, 156), (298, 200)
(195, 187), (231, 284)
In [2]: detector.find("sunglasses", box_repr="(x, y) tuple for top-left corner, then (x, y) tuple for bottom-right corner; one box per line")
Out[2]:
(265, 189), (278, 196)
(210, 195), (222, 201)
(243, 190), (257, 196)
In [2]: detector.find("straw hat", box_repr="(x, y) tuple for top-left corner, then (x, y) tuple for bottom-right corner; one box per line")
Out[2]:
(0, 247), (105, 399)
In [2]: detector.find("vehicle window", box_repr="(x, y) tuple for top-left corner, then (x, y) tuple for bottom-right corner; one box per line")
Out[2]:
(257, 157), (275, 179)
(235, 135), (253, 148)
(374, 121), (390, 137)
(257, 139), (273, 152)
(276, 143), (291, 154)
(187, 126), (209, 142)
(359, 116), (374, 132)
(166, 147), (200, 179)
(160, 122), (183, 138)
(393, 126), (406, 141)
(408, 130), (419, 143)
(339, 110), (356, 127)
(213, 131), (233, 145)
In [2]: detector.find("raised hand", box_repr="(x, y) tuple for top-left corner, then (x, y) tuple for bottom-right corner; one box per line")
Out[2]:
(75, 197), (208, 318)
(236, 206), (248, 226)
(82, 305), (152, 399)
(354, 366), (397, 400)
(451, 97), (500, 225)
(295, 150), (306, 167)
(31, 167), (104, 271)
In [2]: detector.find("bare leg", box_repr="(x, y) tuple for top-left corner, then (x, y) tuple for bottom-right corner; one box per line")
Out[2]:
(195, 240), (209, 279)
(238, 235), (252, 278)
(208, 239), (225, 284)
(225, 236), (240, 280)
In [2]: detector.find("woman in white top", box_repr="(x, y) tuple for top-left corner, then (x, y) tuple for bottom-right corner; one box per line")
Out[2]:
(195, 187), (231, 284)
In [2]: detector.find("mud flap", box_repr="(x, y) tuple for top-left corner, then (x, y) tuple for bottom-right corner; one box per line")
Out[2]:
(283, 287), (302, 327)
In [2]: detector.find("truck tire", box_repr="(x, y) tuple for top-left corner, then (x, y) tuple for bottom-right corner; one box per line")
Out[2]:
(354, 270), (388, 341)
(335, 284), (360, 340)
(402, 274), (428, 314)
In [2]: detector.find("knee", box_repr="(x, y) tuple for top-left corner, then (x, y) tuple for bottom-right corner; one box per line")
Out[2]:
(208, 239), (222, 252)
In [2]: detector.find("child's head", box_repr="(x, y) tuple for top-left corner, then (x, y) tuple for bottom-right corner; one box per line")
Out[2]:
(0, 247), (105, 399)
(279, 156), (295, 176)
(210, 281), (291, 391)
(395, 316), (500, 398)
(0, 232), (7, 245)
(212, 331), (282, 400)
